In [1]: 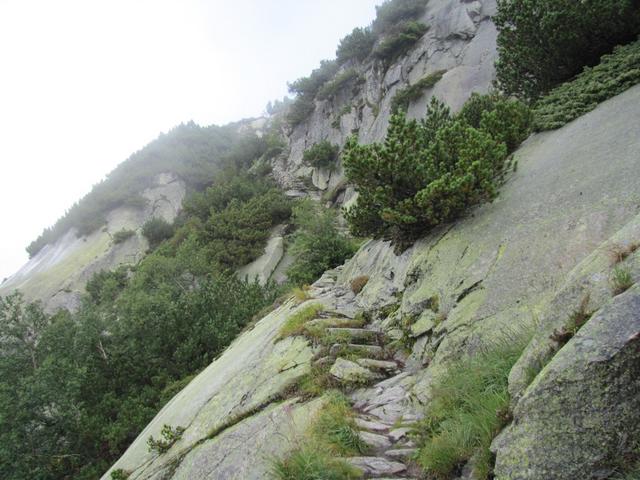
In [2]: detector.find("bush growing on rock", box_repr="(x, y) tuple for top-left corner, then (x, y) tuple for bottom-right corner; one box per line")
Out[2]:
(286, 200), (358, 287)
(373, 21), (428, 64)
(302, 140), (340, 170)
(336, 27), (376, 64)
(142, 217), (175, 249)
(112, 228), (136, 244)
(344, 95), (531, 249)
(533, 40), (640, 131)
(390, 70), (447, 114)
(459, 92), (533, 153)
(372, 0), (428, 34)
(494, 0), (640, 100)
(287, 60), (339, 127)
(317, 69), (363, 101)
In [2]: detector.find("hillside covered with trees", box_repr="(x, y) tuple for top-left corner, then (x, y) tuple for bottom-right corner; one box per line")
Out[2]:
(2, 0), (640, 479)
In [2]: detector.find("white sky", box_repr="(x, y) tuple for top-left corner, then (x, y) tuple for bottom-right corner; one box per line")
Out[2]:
(0, 0), (380, 280)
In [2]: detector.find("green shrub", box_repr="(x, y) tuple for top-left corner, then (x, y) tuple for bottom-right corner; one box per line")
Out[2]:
(113, 229), (136, 244)
(415, 332), (532, 479)
(278, 303), (324, 339)
(336, 27), (376, 64)
(373, 21), (428, 63)
(494, 0), (640, 100)
(110, 470), (130, 480)
(372, 0), (428, 34)
(286, 201), (358, 286)
(390, 70), (447, 113)
(286, 97), (316, 128)
(202, 189), (292, 270)
(302, 141), (340, 169)
(288, 60), (339, 127)
(147, 425), (185, 454)
(317, 69), (362, 101)
(344, 97), (528, 248)
(459, 93), (533, 153)
(142, 217), (175, 249)
(533, 40), (640, 131)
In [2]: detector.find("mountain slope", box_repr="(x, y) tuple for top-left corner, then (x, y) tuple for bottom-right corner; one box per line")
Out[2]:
(103, 81), (640, 480)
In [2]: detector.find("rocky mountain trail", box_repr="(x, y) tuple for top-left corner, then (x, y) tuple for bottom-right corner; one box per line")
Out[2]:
(296, 279), (424, 479)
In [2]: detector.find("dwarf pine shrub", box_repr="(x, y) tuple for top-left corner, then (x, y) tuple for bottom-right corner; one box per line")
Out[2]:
(302, 141), (340, 169)
(494, 0), (640, 100)
(533, 40), (640, 131)
(373, 21), (428, 64)
(343, 95), (531, 249)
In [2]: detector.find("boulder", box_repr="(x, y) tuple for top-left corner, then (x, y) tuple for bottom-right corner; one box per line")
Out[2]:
(493, 285), (640, 480)
(330, 358), (378, 383)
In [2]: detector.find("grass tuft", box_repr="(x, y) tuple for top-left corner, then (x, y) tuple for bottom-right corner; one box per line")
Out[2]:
(611, 267), (634, 295)
(270, 446), (363, 480)
(278, 303), (324, 340)
(270, 392), (365, 480)
(311, 392), (367, 455)
(549, 294), (593, 346)
(414, 330), (532, 479)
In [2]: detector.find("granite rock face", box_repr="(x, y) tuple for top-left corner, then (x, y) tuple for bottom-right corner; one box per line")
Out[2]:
(103, 83), (640, 480)
(493, 284), (640, 480)
(272, 0), (498, 197)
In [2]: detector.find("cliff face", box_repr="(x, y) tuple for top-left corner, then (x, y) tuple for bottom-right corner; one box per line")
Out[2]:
(273, 0), (497, 199)
(102, 30), (640, 480)
(0, 173), (185, 312)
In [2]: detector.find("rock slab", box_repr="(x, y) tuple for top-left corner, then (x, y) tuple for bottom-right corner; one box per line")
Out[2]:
(493, 285), (640, 480)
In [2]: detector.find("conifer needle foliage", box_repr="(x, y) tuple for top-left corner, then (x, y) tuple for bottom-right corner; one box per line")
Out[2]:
(343, 95), (531, 249)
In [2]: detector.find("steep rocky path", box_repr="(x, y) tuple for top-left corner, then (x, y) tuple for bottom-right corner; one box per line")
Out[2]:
(309, 273), (423, 478)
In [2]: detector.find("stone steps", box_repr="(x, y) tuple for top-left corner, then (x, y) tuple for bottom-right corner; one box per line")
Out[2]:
(326, 327), (380, 342)
(330, 357), (383, 383)
(385, 448), (417, 459)
(329, 343), (384, 357)
(301, 302), (418, 479)
(356, 358), (400, 373)
(346, 456), (407, 477)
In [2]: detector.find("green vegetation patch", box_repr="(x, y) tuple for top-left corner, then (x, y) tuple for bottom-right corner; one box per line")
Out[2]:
(390, 70), (447, 113)
(373, 21), (428, 64)
(336, 27), (376, 64)
(302, 141), (340, 170)
(286, 200), (359, 287)
(278, 303), (325, 340)
(343, 95), (531, 249)
(270, 392), (365, 480)
(494, 0), (640, 100)
(372, 0), (428, 34)
(533, 40), (640, 131)
(112, 229), (136, 244)
(317, 69), (363, 101)
(414, 331), (532, 479)
(142, 217), (174, 250)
